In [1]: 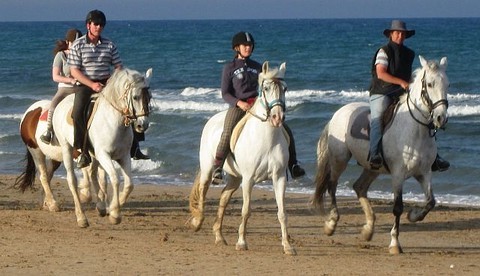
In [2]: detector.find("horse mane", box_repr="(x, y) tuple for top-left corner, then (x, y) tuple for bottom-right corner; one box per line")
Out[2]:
(102, 68), (145, 103)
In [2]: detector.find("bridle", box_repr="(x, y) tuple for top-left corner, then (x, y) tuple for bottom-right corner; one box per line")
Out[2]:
(248, 78), (286, 122)
(407, 70), (448, 136)
(101, 80), (152, 127)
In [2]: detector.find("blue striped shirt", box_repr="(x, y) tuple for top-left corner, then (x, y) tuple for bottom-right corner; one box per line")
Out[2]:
(68, 35), (122, 80)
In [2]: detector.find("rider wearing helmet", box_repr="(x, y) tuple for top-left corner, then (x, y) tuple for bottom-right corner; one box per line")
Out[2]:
(211, 31), (305, 184)
(68, 10), (123, 168)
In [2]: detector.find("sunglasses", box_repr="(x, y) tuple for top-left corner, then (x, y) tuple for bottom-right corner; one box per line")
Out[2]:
(90, 21), (105, 27)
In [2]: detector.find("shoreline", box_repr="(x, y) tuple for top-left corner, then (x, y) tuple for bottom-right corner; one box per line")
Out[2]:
(1, 174), (480, 275)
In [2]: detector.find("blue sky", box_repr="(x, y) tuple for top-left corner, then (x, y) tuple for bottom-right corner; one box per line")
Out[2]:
(1, 0), (479, 21)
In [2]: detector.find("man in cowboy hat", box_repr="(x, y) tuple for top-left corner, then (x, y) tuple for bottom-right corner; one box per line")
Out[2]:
(368, 20), (450, 171)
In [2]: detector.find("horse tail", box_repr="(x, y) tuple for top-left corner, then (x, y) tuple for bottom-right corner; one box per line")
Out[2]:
(188, 169), (207, 231)
(311, 122), (331, 214)
(14, 150), (37, 192)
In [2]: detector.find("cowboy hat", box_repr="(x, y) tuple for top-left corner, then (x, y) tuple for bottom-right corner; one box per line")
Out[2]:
(383, 20), (415, 38)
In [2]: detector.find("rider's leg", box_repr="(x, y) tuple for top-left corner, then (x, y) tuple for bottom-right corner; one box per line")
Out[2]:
(368, 94), (392, 169)
(283, 124), (305, 178)
(212, 107), (245, 184)
(72, 86), (93, 168)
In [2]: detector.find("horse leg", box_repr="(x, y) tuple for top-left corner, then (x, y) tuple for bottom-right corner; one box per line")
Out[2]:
(188, 170), (210, 231)
(322, 161), (348, 237)
(272, 174), (296, 255)
(94, 165), (108, 217)
(236, 178), (254, 251)
(62, 148), (89, 228)
(118, 157), (134, 206)
(78, 166), (92, 204)
(213, 176), (241, 246)
(352, 169), (379, 241)
(389, 181), (404, 254)
(408, 174), (436, 222)
(101, 160), (122, 225)
(33, 151), (60, 212)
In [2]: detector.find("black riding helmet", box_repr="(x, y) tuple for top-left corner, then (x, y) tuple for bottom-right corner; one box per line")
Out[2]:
(85, 9), (106, 26)
(232, 32), (255, 51)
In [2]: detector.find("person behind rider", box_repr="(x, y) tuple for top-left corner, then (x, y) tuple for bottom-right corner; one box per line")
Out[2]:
(368, 20), (450, 172)
(211, 31), (305, 184)
(40, 28), (82, 144)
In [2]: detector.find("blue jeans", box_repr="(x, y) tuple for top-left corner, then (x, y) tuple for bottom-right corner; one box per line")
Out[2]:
(369, 94), (393, 157)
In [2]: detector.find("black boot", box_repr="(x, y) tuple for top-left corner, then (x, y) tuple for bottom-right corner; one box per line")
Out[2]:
(432, 154), (450, 172)
(132, 147), (150, 160)
(369, 153), (383, 170)
(290, 164), (305, 178)
(77, 152), (91, 169)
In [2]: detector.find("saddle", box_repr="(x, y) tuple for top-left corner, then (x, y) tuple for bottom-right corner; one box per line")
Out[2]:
(350, 99), (400, 141)
(230, 113), (290, 152)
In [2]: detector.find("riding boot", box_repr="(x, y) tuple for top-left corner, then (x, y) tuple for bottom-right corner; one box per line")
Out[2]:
(431, 154), (450, 172)
(131, 138), (150, 160)
(211, 155), (225, 185)
(284, 124), (305, 178)
(369, 153), (383, 170)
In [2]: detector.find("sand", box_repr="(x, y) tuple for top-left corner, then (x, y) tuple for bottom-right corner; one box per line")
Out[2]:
(1, 174), (479, 275)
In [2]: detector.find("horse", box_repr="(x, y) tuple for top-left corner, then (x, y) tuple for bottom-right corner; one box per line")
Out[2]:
(312, 55), (449, 254)
(15, 68), (153, 228)
(188, 61), (296, 255)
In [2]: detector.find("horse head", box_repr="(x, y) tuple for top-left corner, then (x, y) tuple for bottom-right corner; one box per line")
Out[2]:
(409, 55), (449, 130)
(104, 68), (153, 133)
(256, 61), (287, 127)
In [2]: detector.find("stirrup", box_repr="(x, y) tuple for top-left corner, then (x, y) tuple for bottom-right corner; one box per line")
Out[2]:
(40, 130), (52, 144)
(211, 167), (223, 185)
(76, 153), (91, 169)
(290, 164), (305, 178)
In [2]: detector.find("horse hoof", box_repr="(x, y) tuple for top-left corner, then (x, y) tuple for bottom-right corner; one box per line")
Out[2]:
(215, 237), (227, 246)
(77, 219), (89, 228)
(389, 246), (403, 255)
(187, 216), (203, 232)
(96, 207), (107, 217)
(109, 215), (122, 225)
(44, 202), (60, 212)
(361, 226), (374, 241)
(284, 247), (297, 256)
(324, 220), (336, 236)
(235, 243), (248, 251)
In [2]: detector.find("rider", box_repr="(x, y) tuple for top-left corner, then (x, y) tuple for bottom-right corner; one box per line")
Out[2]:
(68, 10), (123, 168)
(211, 31), (305, 184)
(40, 28), (82, 144)
(368, 20), (450, 171)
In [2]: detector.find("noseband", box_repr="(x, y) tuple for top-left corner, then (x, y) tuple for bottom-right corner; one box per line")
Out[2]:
(248, 78), (286, 122)
(407, 70), (448, 135)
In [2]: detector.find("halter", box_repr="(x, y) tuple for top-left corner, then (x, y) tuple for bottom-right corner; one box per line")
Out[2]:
(248, 78), (286, 122)
(101, 80), (151, 127)
(406, 70), (448, 136)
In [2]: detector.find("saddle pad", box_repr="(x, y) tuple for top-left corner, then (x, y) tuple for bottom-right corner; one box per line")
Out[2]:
(230, 113), (290, 151)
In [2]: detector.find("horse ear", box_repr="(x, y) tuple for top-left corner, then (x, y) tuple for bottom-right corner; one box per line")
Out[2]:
(439, 57), (448, 70)
(279, 62), (286, 76)
(419, 55), (427, 67)
(145, 68), (153, 86)
(262, 61), (270, 74)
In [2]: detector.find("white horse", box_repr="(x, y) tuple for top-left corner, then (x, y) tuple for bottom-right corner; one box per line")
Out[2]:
(188, 62), (296, 255)
(312, 56), (449, 254)
(15, 68), (153, 228)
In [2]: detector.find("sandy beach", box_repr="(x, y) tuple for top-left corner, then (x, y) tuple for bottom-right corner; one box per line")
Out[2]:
(1, 173), (479, 275)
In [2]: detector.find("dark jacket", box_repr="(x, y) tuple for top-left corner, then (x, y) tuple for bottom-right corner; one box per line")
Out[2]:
(221, 58), (262, 107)
(369, 41), (415, 97)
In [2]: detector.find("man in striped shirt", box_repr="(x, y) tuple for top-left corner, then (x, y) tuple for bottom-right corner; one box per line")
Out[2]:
(69, 10), (122, 168)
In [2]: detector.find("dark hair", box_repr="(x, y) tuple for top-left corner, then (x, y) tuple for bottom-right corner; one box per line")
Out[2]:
(52, 29), (82, 55)
(85, 9), (106, 26)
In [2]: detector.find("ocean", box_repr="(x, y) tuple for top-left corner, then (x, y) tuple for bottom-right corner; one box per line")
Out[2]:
(1, 18), (479, 207)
